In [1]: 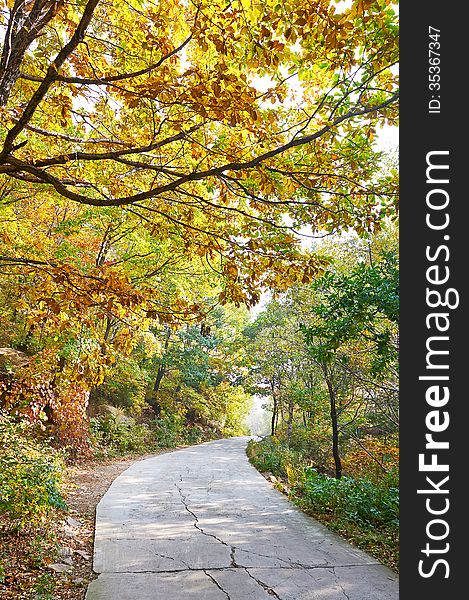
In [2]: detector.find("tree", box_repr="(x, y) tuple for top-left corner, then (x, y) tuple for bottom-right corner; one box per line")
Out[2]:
(301, 249), (399, 477)
(246, 299), (306, 437)
(0, 0), (398, 446)
(247, 228), (398, 478)
(1, 0), (398, 305)
(141, 305), (252, 434)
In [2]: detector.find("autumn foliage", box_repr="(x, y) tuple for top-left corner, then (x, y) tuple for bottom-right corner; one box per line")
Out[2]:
(0, 0), (398, 447)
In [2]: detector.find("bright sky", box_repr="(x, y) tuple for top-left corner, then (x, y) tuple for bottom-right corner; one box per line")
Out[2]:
(375, 124), (399, 152)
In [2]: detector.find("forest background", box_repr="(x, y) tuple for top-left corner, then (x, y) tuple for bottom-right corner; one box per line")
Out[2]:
(0, 0), (399, 596)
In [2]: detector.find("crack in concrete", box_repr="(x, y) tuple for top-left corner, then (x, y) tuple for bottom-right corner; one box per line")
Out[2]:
(153, 552), (176, 562)
(99, 563), (375, 575)
(174, 478), (370, 579)
(230, 546), (238, 568)
(152, 551), (192, 570)
(234, 546), (318, 570)
(330, 567), (351, 600)
(244, 568), (283, 599)
(97, 564), (371, 575)
(203, 570), (231, 600)
(175, 482), (231, 550)
(207, 475), (215, 494)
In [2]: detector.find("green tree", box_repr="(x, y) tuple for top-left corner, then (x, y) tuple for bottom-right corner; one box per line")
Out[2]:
(301, 250), (398, 477)
(247, 230), (398, 478)
(142, 305), (252, 435)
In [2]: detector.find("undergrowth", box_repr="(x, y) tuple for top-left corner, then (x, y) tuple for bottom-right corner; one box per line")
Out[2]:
(246, 436), (399, 572)
(0, 408), (218, 598)
(89, 411), (218, 457)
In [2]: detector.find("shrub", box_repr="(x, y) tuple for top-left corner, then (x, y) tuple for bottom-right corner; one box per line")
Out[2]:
(341, 436), (399, 483)
(247, 433), (399, 571)
(151, 413), (185, 448)
(90, 412), (153, 454)
(286, 424), (333, 471)
(89, 359), (147, 412)
(246, 437), (303, 484)
(296, 468), (399, 530)
(247, 436), (398, 530)
(0, 412), (66, 526)
(181, 425), (206, 445)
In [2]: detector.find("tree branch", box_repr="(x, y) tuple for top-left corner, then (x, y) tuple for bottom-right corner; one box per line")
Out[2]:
(18, 31), (193, 86)
(1, 93), (398, 207)
(0, 0), (100, 155)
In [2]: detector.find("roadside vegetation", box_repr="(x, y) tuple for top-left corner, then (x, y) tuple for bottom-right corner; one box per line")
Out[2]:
(0, 405), (235, 599)
(0, 311), (251, 598)
(247, 435), (399, 571)
(246, 227), (399, 572)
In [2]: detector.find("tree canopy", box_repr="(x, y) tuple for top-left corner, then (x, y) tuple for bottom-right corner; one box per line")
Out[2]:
(0, 0), (398, 448)
(1, 0), (398, 301)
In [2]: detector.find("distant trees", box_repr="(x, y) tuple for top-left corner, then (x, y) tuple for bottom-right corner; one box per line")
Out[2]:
(247, 229), (398, 477)
(141, 306), (253, 435)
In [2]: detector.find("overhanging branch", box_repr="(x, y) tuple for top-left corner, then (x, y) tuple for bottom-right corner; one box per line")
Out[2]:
(1, 92), (398, 207)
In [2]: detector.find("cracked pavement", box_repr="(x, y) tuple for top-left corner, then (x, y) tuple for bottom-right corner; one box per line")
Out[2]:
(85, 437), (398, 599)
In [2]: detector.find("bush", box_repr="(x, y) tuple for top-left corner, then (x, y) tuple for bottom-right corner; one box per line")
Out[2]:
(181, 425), (206, 445)
(247, 433), (399, 571)
(341, 436), (399, 483)
(246, 437), (304, 484)
(151, 413), (184, 448)
(90, 412), (153, 454)
(90, 410), (218, 455)
(297, 468), (399, 530)
(0, 412), (66, 526)
(286, 424), (333, 471)
(247, 436), (399, 530)
(89, 359), (147, 412)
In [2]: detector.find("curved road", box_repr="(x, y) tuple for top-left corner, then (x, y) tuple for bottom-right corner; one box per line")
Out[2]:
(86, 437), (398, 599)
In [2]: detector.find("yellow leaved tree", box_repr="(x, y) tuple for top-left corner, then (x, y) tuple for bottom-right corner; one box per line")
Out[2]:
(0, 0), (398, 447)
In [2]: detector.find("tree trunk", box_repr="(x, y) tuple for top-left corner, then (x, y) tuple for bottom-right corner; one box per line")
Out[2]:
(86, 317), (115, 417)
(153, 364), (165, 394)
(149, 363), (165, 417)
(271, 395), (277, 436)
(287, 395), (294, 444)
(149, 330), (170, 417)
(324, 367), (342, 479)
(0, 1), (60, 106)
(308, 373), (315, 425)
(331, 397), (342, 479)
(153, 332), (170, 393)
(270, 379), (277, 436)
(87, 386), (100, 417)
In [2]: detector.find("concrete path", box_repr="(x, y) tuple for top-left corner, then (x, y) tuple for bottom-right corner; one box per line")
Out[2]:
(85, 437), (398, 599)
